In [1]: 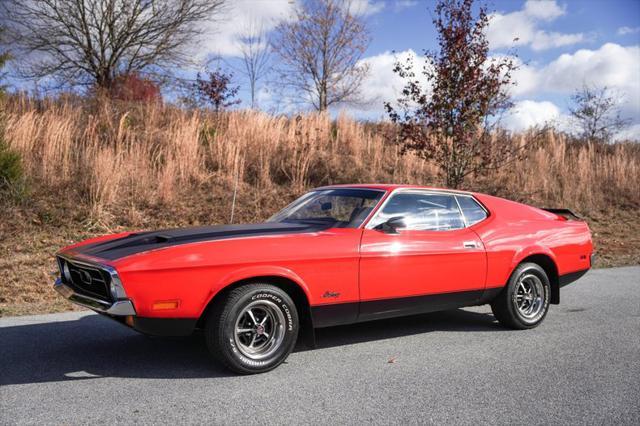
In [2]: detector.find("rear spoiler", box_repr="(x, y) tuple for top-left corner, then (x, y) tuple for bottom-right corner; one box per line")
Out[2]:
(540, 208), (583, 221)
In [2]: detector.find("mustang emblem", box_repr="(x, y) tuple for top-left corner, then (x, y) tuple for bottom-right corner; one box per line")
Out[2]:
(322, 291), (341, 299)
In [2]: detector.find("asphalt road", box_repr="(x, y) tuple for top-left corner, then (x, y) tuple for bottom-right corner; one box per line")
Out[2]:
(1, 266), (639, 425)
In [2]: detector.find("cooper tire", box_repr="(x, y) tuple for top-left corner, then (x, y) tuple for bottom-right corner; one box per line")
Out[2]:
(491, 262), (550, 330)
(205, 283), (299, 374)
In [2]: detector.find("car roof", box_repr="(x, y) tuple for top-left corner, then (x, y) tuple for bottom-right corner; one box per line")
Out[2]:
(315, 183), (475, 195)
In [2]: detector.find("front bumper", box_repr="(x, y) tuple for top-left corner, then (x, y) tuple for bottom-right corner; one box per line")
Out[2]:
(54, 278), (136, 316)
(54, 279), (196, 335)
(53, 254), (197, 336)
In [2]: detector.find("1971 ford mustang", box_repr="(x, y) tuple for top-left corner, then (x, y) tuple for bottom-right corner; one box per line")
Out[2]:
(54, 184), (593, 374)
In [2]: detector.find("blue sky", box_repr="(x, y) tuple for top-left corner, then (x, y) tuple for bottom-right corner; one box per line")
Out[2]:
(211, 0), (640, 139)
(371, 0), (640, 59)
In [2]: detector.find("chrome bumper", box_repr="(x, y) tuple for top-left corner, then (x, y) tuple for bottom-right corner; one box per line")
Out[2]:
(54, 278), (136, 316)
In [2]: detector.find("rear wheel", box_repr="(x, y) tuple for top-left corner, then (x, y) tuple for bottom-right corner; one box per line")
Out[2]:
(491, 262), (550, 329)
(205, 283), (298, 374)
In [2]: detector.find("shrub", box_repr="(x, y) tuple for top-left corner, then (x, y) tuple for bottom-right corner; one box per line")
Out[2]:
(194, 69), (240, 112)
(0, 141), (24, 195)
(109, 73), (162, 103)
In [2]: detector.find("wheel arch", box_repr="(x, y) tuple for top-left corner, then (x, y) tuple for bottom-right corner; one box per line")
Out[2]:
(515, 253), (560, 304)
(196, 273), (316, 347)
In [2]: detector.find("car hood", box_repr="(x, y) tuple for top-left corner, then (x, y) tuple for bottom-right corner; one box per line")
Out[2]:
(65, 222), (331, 261)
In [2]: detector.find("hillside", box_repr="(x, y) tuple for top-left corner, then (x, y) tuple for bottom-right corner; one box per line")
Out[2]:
(1, 97), (639, 316)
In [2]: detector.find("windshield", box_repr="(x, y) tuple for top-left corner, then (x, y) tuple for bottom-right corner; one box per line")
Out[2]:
(267, 188), (385, 228)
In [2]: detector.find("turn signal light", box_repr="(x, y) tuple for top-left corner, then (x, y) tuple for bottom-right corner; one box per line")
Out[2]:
(125, 315), (134, 327)
(152, 300), (180, 310)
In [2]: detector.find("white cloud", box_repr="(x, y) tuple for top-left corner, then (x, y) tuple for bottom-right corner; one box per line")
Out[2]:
(349, 0), (385, 16)
(618, 26), (640, 36)
(540, 44), (640, 96)
(504, 99), (640, 137)
(529, 31), (585, 51)
(502, 100), (564, 131)
(394, 0), (419, 12)
(523, 0), (564, 21)
(614, 124), (640, 141)
(486, 12), (534, 48)
(504, 43), (640, 132)
(507, 43), (640, 119)
(507, 57), (540, 97)
(486, 0), (586, 51)
(198, 0), (295, 59)
(354, 49), (431, 114)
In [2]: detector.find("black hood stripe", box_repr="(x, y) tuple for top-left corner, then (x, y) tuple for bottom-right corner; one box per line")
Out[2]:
(72, 222), (331, 261)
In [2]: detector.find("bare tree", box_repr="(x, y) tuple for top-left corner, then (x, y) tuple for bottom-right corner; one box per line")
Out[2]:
(271, 0), (371, 111)
(1, 0), (225, 89)
(386, 0), (520, 189)
(569, 84), (629, 143)
(237, 22), (271, 109)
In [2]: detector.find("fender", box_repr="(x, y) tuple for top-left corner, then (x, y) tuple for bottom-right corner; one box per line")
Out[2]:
(510, 244), (558, 271)
(198, 265), (312, 317)
(507, 244), (561, 304)
(488, 244), (558, 288)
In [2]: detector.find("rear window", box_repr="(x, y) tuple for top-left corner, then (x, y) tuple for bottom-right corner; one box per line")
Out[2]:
(456, 196), (487, 226)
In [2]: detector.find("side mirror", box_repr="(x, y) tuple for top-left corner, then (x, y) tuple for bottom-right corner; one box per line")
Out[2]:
(374, 216), (406, 234)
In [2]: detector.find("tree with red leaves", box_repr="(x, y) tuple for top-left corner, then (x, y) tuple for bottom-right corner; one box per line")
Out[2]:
(110, 73), (162, 103)
(386, 0), (519, 189)
(194, 69), (241, 113)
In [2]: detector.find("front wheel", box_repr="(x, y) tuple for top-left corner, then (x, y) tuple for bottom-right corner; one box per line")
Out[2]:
(205, 284), (299, 374)
(491, 262), (550, 329)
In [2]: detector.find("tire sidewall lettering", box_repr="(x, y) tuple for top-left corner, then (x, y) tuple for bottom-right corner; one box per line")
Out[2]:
(250, 292), (294, 332)
(281, 303), (293, 331)
(227, 288), (298, 369)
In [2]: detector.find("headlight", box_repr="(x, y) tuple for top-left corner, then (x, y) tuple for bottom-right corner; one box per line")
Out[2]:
(108, 273), (127, 300)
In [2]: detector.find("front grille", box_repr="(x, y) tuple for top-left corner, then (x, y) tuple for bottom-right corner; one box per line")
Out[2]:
(58, 257), (113, 302)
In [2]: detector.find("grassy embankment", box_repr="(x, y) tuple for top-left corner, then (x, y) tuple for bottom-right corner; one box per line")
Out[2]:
(1, 97), (638, 316)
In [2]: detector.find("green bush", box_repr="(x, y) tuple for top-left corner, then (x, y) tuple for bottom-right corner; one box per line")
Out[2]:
(0, 142), (25, 194)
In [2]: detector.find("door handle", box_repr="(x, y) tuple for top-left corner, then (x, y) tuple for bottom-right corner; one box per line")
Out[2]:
(463, 241), (478, 249)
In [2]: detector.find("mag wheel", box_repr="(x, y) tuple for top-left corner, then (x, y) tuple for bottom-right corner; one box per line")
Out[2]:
(205, 283), (298, 374)
(513, 273), (546, 322)
(491, 262), (550, 329)
(233, 300), (287, 360)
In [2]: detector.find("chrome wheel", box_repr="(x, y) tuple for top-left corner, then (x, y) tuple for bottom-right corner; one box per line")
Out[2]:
(233, 300), (286, 361)
(513, 273), (545, 322)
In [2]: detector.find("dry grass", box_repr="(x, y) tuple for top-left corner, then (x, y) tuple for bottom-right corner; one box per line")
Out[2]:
(4, 97), (639, 214)
(1, 95), (639, 316)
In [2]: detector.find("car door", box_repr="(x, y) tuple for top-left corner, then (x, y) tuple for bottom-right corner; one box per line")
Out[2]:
(358, 190), (487, 321)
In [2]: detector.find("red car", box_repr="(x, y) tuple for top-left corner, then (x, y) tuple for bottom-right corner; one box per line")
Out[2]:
(54, 184), (593, 373)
